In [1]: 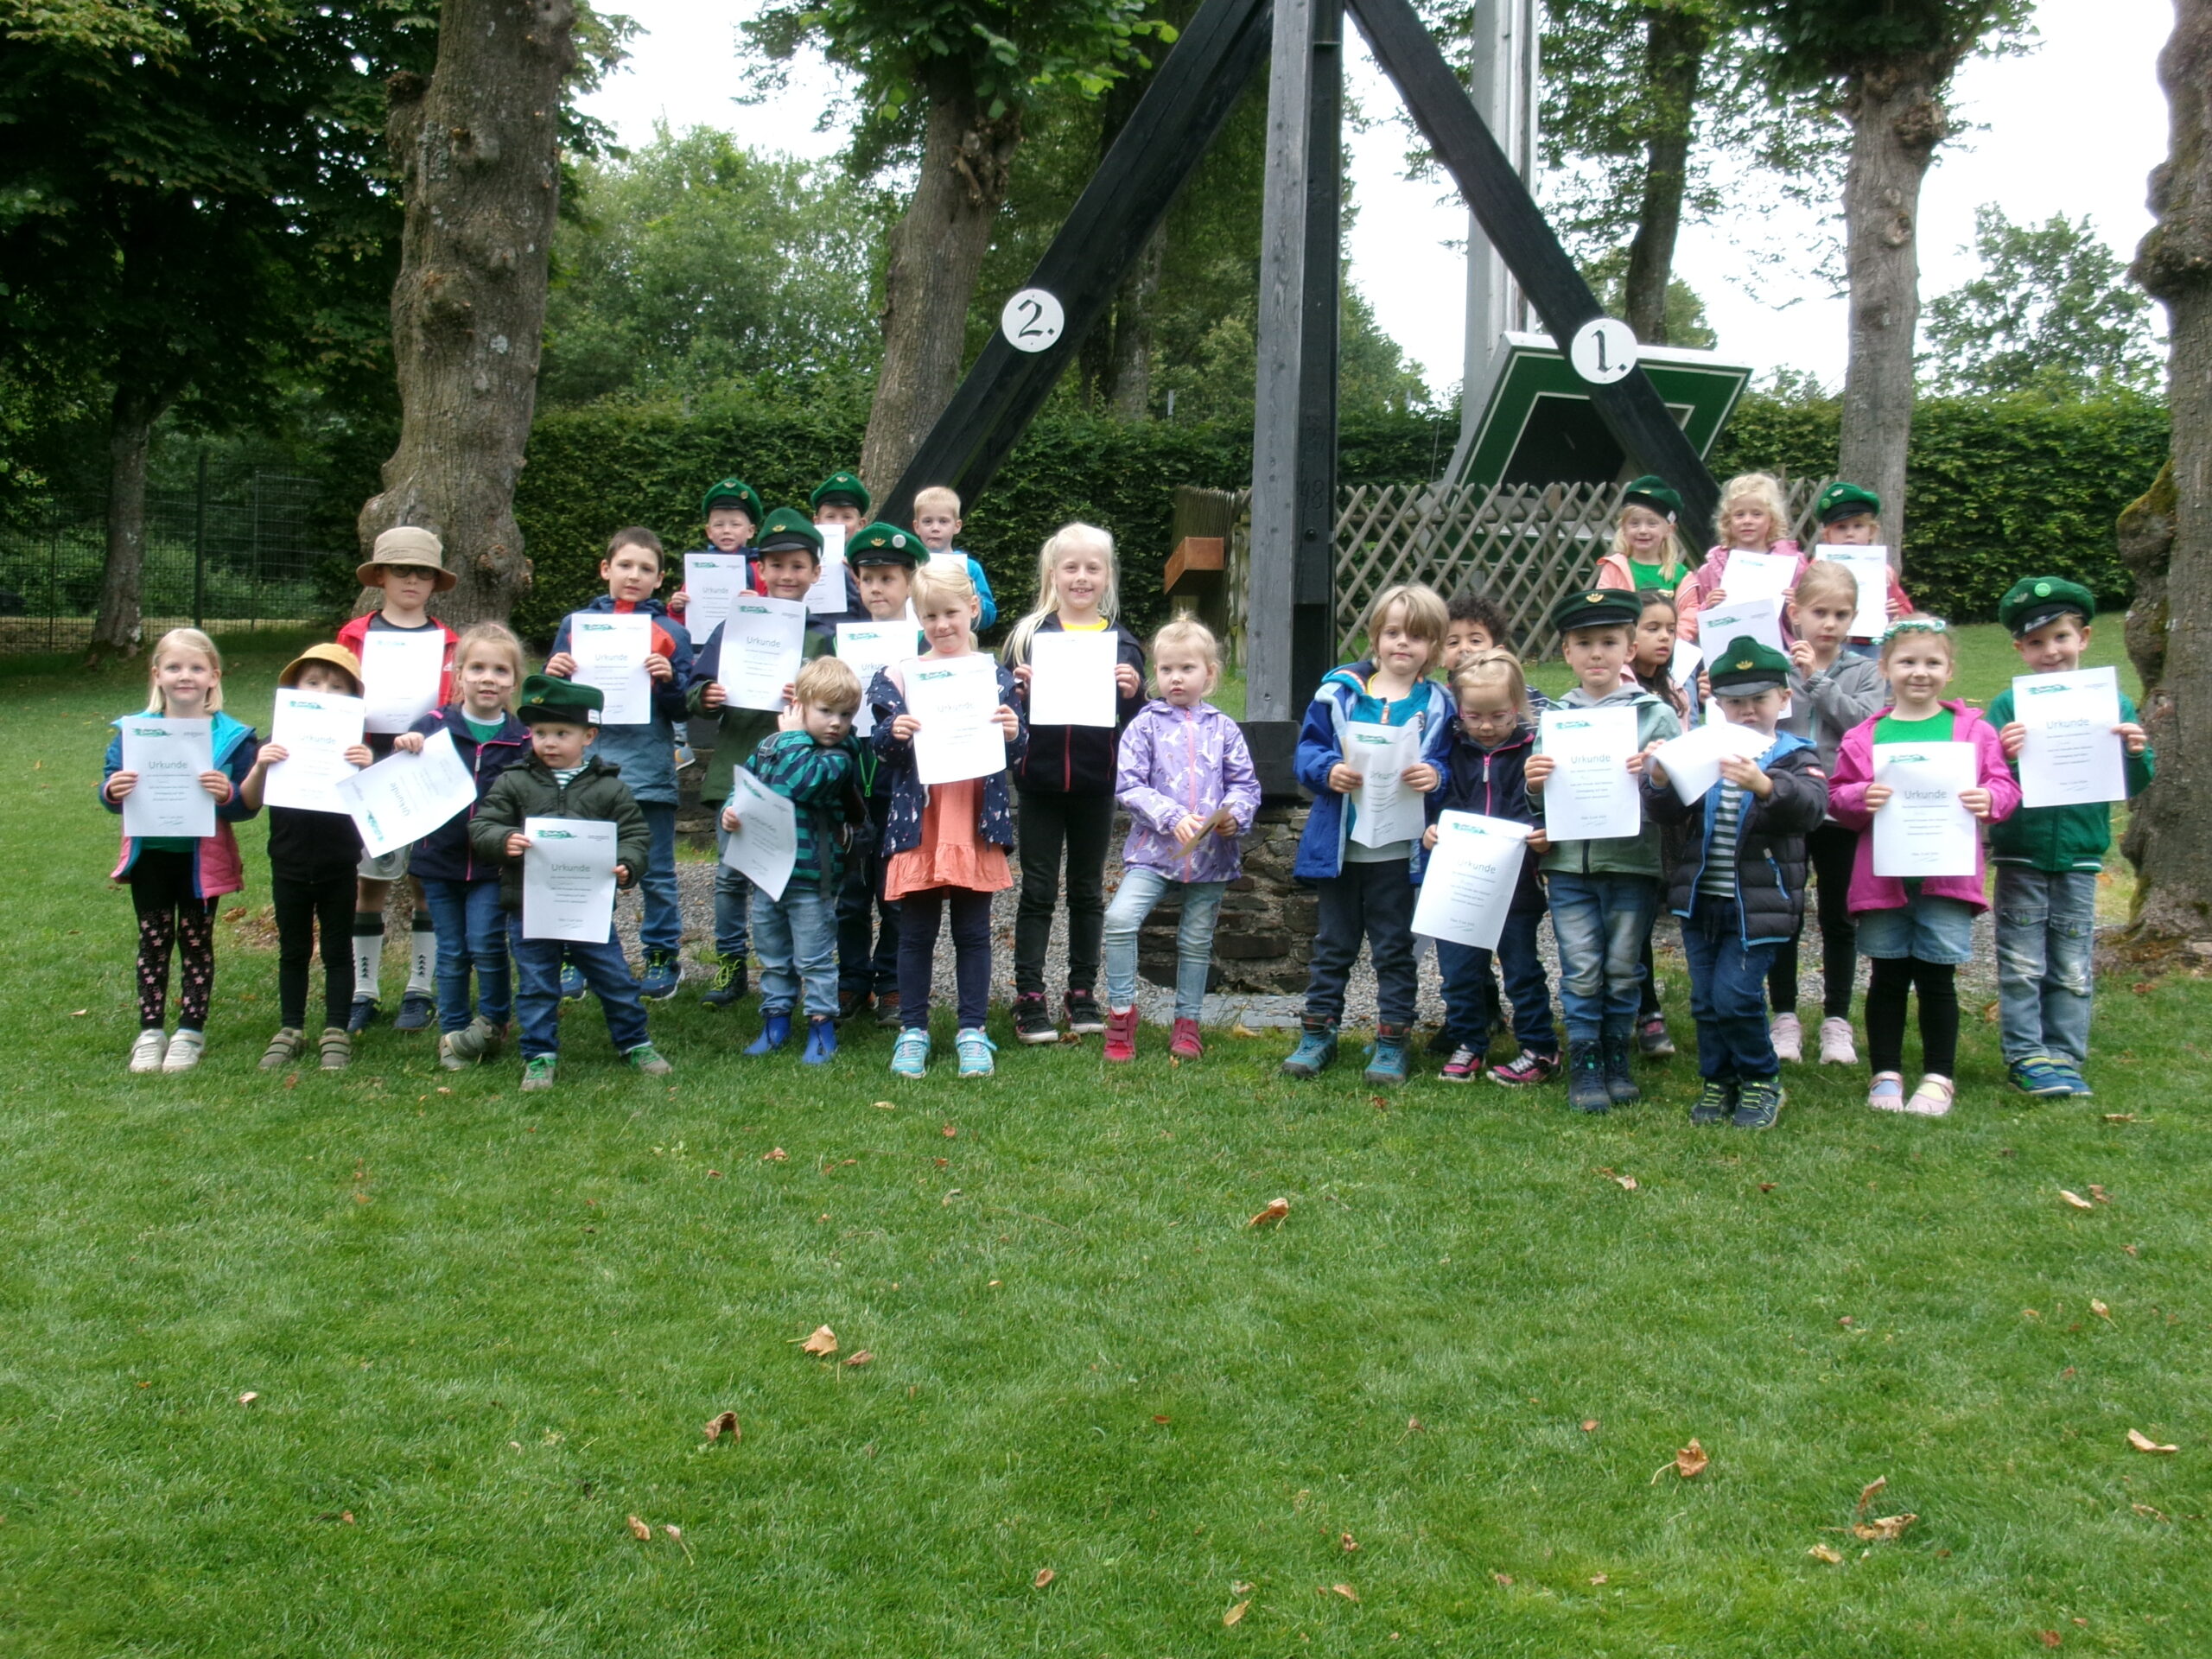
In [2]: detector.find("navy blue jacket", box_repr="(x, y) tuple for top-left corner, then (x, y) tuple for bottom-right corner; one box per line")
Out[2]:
(1003, 614), (1146, 796)
(1431, 718), (1547, 913)
(1643, 728), (1828, 944)
(404, 704), (533, 882)
(867, 659), (1028, 856)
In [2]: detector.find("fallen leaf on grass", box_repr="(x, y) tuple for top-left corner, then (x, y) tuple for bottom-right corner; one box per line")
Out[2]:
(1806, 1544), (1843, 1564)
(846, 1351), (873, 1368)
(873, 1100), (896, 1110)
(69, 1009), (87, 1018)
(1588, 1573), (1607, 1585)
(627, 1515), (652, 1541)
(2089, 1185), (2110, 1203)
(2039, 1631), (2063, 1649)
(1492, 1572), (1513, 1586)
(1652, 1439), (1708, 1482)
(703, 1410), (740, 1442)
(1340, 1532), (1357, 1553)
(1851, 1513), (1917, 1541)
(1329, 1583), (1358, 1601)
(2060, 1190), (2094, 1211)
(1248, 1198), (1290, 1228)
(1153, 1414), (1172, 1425)
(1230, 1021), (1261, 1039)
(2102, 1113), (2136, 1124)
(762, 1147), (788, 1163)
(1224, 1599), (1249, 1627)
(238, 1392), (259, 1407)
(1758, 1182), (1777, 1193)
(794, 1325), (837, 1357)
(1231, 1580), (1254, 1595)
(1856, 1476), (1886, 1512)
(1033, 1567), (1055, 1589)
(1405, 1416), (1424, 1434)
(2133, 1503), (2171, 1522)
(2091, 1300), (2112, 1320)
(942, 1124), (957, 1139)
(2127, 1429), (2178, 1454)
(1581, 1419), (1599, 1433)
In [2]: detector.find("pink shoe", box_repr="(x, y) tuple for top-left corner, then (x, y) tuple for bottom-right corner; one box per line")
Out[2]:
(1103, 1005), (1139, 1063)
(1170, 1017), (1204, 1060)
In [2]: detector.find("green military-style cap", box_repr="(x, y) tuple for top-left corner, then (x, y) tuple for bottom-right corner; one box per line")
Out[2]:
(1621, 474), (1681, 521)
(1816, 480), (1882, 524)
(1548, 588), (1643, 634)
(754, 505), (825, 556)
(809, 470), (871, 515)
(1707, 635), (1791, 696)
(517, 672), (603, 726)
(849, 521), (921, 568)
(700, 477), (765, 524)
(1999, 575), (2096, 637)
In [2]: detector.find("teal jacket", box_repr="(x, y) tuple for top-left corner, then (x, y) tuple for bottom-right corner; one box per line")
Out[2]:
(1985, 683), (2155, 873)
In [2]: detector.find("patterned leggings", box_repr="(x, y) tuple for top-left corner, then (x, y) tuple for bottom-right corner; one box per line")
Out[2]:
(130, 850), (219, 1031)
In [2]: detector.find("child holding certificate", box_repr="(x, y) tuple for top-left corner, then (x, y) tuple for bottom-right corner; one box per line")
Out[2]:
(1643, 638), (1829, 1131)
(1807, 481), (1912, 658)
(836, 523), (925, 1027)
(1281, 582), (1452, 1087)
(99, 628), (261, 1074)
(1986, 577), (2153, 1098)
(869, 563), (1027, 1080)
(1827, 617), (2018, 1117)
(1001, 523), (1147, 1046)
(1672, 473), (1808, 643)
(664, 475), (764, 626)
(1593, 474), (1693, 596)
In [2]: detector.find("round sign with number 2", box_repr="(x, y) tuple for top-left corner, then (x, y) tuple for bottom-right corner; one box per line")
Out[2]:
(1000, 288), (1066, 353)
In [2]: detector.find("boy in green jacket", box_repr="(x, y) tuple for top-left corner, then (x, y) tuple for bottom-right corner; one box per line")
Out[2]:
(469, 675), (671, 1090)
(1988, 577), (2154, 1098)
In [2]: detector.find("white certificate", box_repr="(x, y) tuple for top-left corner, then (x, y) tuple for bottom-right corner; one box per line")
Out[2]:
(264, 690), (365, 812)
(1539, 706), (1643, 841)
(520, 816), (618, 942)
(334, 728), (479, 858)
(717, 766), (799, 901)
(1723, 549), (1798, 603)
(2014, 666), (2126, 809)
(1871, 741), (1979, 878)
(359, 627), (446, 734)
(837, 620), (918, 736)
(1695, 594), (1785, 656)
(1669, 639), (1702, 690)
(717, 596), (807, 713)
(1822, 545), (1892, 639)
(805, 523), (849, 614)
(1343, 720), (1426, 847)
(1412, 811), (1532, 950)
(1027, 630), (1120, 728)
(683, 553), (750, 647)
(118, 715), (214, 839)
(1651, 718), (1771, 805)
(567, 613), (653, 726)
(906, 653), (1006, 786)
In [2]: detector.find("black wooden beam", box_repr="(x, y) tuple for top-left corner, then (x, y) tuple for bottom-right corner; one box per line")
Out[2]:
(1344, 0), (1720, 543)
(879, 0), (1274, 528)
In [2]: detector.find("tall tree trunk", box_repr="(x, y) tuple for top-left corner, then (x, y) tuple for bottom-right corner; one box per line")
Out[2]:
(357, 0), (576, 627)
(1836, 55), (1948, 565)
(85, 385), (169, 665)
(2121, 0), (2212, 941)
(1106, 223), (1166, 417)
(858, 60), (1020, 493)
(1622, 3), (1707, 346)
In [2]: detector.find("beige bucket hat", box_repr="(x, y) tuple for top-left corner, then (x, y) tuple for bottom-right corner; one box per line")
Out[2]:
(356, 525), (457, 591)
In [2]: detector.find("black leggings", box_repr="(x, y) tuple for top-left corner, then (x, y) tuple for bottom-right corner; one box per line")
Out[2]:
(899, 886), (995, 1033)
(1770, 822), (1859, 1017)
(274, 869), (357, 1031)
(1866, 956), (1959, 1078)
(1013, 787), (1112, 997)
(130, 850), (218, 1031)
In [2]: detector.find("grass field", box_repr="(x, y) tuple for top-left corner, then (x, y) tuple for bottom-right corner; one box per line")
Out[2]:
(3, 626), (2207, 1656)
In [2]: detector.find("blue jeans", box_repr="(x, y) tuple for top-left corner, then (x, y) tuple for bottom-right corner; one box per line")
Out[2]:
(713, 813), (751, 961)
(1680, 894), (1779, 1081)
(421, 877), (510, 1034)
(1995, 865), (2096, 1065)
(753, 879), (841, 1020)
(634, 802), (681, 956)
(1103, 866), (1225, 1020)
(1438, 906), (1556, 1054)
(509, 918), (650, 1062)
(1305, 859), (1420, 1027)
(1548, 872), (1657, 1041)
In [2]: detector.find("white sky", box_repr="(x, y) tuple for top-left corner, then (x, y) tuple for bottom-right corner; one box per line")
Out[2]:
(579, 0), (2177, 399)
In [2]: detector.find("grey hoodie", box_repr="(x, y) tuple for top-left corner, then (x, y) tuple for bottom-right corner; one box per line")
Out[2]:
(1537, 683), (1681, 880)
(1782, 652), (1885, 779)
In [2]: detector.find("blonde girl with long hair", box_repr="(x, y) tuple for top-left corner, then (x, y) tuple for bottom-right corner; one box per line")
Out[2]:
(1674, 471), (1810, 640)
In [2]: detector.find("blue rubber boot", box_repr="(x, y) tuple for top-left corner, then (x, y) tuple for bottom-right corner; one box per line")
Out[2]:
(802, 1017), (837, 1065)
(745, 1013), (791, 1055)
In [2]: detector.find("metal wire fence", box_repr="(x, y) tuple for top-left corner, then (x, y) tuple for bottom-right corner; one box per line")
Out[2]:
(0, 463), (341, 655)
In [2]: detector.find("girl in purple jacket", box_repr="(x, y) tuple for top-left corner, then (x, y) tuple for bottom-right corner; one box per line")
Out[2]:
(1099, 620), (1261, 1063)
(1827, 616), (2020, 1117)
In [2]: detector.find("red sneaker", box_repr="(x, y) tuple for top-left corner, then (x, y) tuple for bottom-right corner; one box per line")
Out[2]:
(1103, 1005), (1140, 1063)
(1170, 1018), (1204, 1060)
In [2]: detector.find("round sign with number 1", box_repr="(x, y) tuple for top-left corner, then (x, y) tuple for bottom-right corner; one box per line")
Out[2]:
(1568, 317), (1637, 385)
(1000, 288), (1065, 353)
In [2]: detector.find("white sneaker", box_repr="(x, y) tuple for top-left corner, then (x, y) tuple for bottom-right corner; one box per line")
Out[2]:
(162, 1028), (205, 1073)
(1770, 1011), (1802, 1064)
(128, 1028), (168, 1074)
(1904, 1074), (1955, 1117)
(1819, 1016), (1858, 1065)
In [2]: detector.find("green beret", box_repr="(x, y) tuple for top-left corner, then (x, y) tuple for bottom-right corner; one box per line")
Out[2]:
(1622, 474), (1681, 521)
(1999, 575), (2096, 637)
(518, 672), (603, 726)
(1548, 588), (1643, 634)
(809, 470), (872, 515)
(1707, 635), (1791, 695)
(754, 506), (824, 556)
(1816, 481), (1881, 525)
(700, 477), (765, 524)
(849, 520), (921, 568)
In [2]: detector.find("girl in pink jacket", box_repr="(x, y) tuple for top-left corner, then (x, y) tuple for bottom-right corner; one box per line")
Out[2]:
(1826, 617), (2020, 1117)
(1674, 471), (1808, 641)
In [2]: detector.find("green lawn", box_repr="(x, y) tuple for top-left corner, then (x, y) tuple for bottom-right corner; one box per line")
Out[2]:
(3, 631), (2207, 1656)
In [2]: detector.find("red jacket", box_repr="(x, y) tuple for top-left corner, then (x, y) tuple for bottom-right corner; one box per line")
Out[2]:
(337, 613), (459, 710)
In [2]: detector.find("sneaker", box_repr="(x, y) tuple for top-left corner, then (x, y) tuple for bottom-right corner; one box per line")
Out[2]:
(626, 1041), (673, 1077)
(1170, 1018), (1204, 1060)
(346, 996), (379, 1033)
(1103, 1006), (1139, 1064)
(700, 955), (747, 1009)
(1489, 1048), (1560, 1088)
(1868, 1071), (1906, 1112)
(874, 993), (903, 1029)
(638, 950), (682, 1001)
(521, 1054), (557, 1091)
(1281, 1020), (1338, 1078)
(1733, 1077), (1785, 1130)
(2007, 1055), (2075, 1097)
(559, 963), (588, 1001)
(1637, 1016), (1675, 1058)
(162, 1029), (204, 1073)
(129, 1028), (168, 1074)
(1770, 1011), (1802, 1065)
(1441, 1045), (1484, 1083)
(890, 1027), (931, 1078)
(836, 988), (873, 1023)
(393, 989), (435, 1033)
(802, 1018), (837, 1065)
(1064, 989), (1105, 1035)
(1690, 1078), (1738, 1125)
(1599, 1030), (1640, 1105)
(1818, 1016), (1858, 1065)
(1363, 1024), (1411, 1087)
(261, 1028), (306, 1071)
(955, 1027), (995, 1077)
(1904, 1074), (1955, 1118)
(1567, 1039), (1609, 1113)
(2054, 1063), (2094, 1097)
(1013, 994), (1059, 1046)
(439, 1015), (503, 1071)
(319, 1027), (352, 1071)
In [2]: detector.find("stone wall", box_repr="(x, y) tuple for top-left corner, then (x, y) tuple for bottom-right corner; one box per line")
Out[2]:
(1136, 801), (1315, 995)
